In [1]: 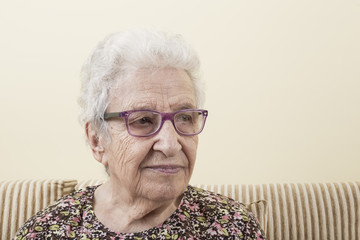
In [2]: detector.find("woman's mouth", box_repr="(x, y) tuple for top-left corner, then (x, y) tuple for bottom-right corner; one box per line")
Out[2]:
(146, 165), (183, 174)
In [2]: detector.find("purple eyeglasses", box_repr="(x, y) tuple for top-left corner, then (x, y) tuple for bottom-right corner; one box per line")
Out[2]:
(103, 109), (208, 137)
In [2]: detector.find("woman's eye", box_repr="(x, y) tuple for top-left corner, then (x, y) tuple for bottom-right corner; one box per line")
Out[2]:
(180, 114), (192, 122)
(134, 117), (152, 125)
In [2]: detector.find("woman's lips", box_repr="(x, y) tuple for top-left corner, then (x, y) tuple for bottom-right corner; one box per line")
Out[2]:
(146, 165), (183, 174)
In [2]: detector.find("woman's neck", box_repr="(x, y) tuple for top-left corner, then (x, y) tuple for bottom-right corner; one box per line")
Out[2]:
(93, 182), (182, 233)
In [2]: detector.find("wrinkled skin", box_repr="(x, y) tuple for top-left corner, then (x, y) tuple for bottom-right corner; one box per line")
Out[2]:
(86, 68), (199, 232)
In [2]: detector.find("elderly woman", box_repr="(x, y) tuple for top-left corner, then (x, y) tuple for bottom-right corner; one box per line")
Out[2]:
(15, 30), (266, 239)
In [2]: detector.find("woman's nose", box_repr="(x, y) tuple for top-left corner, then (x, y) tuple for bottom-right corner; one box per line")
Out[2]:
(152, 120), (182, 157)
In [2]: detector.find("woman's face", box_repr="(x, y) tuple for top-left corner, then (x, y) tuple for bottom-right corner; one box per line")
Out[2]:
(99, 68), (198, 201)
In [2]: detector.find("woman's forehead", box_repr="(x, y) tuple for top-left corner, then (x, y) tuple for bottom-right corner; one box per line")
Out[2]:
(108, 68), (196, 111)
(109, 94), (196, 112)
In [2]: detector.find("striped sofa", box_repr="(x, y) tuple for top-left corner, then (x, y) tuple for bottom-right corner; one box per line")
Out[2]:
(1, 180), (359, 240)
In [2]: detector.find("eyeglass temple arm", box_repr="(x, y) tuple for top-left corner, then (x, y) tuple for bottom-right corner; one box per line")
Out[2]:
(103, 112), (123, 120)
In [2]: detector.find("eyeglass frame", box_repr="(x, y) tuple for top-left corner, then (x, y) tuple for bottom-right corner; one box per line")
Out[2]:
(103, 109), (208, 137)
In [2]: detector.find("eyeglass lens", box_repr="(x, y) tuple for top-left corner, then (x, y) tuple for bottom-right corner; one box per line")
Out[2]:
(127, 110), (204, 136)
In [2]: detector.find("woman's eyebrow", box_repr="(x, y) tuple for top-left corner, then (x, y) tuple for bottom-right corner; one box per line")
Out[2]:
(175, 103), (197, 110)
(127, 103), (156, 110)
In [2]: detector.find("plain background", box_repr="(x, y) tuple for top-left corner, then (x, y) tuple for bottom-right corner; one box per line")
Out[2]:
(0, 0), (359, 184)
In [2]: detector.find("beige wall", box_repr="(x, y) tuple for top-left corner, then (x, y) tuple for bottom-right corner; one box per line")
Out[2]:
(0, 0), (359, 184)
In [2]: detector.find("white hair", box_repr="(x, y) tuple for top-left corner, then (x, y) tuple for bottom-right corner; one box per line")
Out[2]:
(78, 29), (204, 134)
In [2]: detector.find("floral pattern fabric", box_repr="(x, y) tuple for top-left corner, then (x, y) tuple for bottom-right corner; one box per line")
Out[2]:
(14, 185), (266, 239)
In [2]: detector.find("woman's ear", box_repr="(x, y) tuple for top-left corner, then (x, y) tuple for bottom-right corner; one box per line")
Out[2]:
(85, 122), (106, 165)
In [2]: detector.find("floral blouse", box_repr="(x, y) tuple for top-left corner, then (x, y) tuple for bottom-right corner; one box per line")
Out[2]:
(14, 185), (266, 239)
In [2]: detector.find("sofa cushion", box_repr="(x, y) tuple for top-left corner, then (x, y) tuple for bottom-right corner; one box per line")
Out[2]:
(0, 179), (77, 240)
(247, 199), (268, 233)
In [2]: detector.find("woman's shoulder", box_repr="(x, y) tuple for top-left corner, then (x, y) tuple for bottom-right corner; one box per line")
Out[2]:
(182, 185), (266, 239)
(13, 186), (97, 239)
